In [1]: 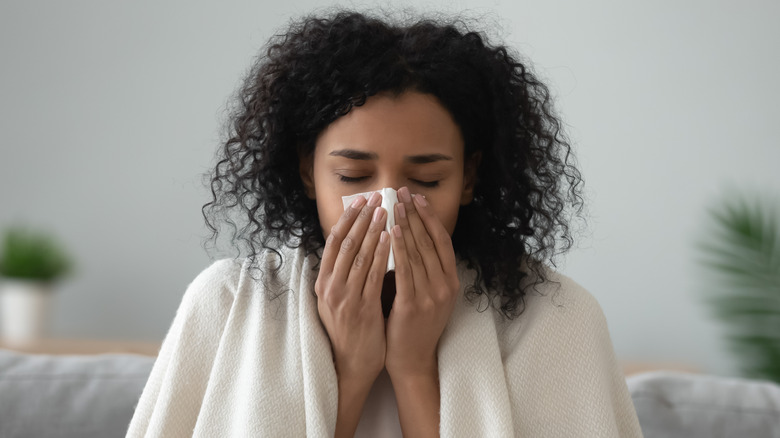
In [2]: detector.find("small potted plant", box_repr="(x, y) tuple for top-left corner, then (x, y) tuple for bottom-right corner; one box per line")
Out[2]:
(0, 225), (73, 342)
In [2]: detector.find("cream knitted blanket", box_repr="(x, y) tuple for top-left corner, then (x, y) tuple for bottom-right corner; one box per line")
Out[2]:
(126, 245), (643, 437)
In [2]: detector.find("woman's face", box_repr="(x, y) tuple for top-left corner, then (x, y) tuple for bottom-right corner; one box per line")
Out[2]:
(300, 91), (478, 240)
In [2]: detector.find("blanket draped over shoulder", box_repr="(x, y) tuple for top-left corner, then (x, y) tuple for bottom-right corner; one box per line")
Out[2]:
(126, 245), (643, 437)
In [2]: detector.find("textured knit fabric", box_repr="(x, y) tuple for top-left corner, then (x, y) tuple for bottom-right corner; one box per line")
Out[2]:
(126, 245), (644, 437)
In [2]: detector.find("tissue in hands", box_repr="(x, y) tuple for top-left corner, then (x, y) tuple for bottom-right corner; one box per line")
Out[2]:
(342, 187), (399, 272)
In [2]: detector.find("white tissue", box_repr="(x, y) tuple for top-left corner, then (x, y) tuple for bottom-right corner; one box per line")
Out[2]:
(342, 187), (399, 272)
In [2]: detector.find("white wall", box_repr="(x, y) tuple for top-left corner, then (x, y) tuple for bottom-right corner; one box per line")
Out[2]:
(1, 0), (778, 376)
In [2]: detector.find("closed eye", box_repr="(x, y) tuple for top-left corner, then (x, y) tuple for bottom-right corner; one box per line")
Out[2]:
(337, 175), (439, 187)
(338, 175), (369, 183)
(412, 179), (439, 188)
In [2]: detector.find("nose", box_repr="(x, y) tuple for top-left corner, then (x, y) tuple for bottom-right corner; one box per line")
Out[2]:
(372, 173), (405, 194)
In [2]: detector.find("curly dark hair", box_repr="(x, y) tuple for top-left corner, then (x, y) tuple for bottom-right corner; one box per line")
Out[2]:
(202, 10), (585, 318)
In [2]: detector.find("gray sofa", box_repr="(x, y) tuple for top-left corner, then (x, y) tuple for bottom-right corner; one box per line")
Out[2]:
(1, 349), (779, 437)
(0, 349), (154, 438)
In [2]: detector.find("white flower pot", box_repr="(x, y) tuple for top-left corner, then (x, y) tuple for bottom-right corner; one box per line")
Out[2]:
(0, 279), (53, 343)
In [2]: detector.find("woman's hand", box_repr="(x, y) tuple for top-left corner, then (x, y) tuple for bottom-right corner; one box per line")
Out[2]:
(385, 186), (460, 379)
(315, 191), (391, 386)
(385, 186), (459, 437)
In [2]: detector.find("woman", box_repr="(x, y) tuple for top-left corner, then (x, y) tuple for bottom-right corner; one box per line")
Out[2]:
(127, 10), (643, 437)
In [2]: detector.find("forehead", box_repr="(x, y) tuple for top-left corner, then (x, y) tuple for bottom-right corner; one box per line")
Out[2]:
(314, 91), (465, 161)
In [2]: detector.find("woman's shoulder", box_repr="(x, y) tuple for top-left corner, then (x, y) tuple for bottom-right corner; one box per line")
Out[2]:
(523, 266), (603, 318)
(494, 264), (611, 349)
(458, 256), (604, 322)
(184, 245), (312, 301)
(190, 258), (245, 289)
(179, 258), (247, 311)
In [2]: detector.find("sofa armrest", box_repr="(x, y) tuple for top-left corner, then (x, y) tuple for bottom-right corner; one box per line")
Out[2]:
(627, 371), (780, 438)
(0, 349), (154, 438)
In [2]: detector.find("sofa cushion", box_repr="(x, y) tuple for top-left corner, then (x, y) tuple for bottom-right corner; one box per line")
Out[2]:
(627, 371), (780, 438)
(0, 349), (154, 438)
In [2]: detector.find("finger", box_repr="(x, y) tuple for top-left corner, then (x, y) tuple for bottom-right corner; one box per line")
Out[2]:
(347, 204), (387, 289)
(394, 192), (421, 267)
(332, 191), (382, 286)
(395, 199), (436, 306)
(319, 195), (367, 279)
(390, 224), (415, 302)
(363, 229), (391, 303)
(397, 187), (442, 277)
(395, 189), (430, 286)
(413, 193), (457, 277)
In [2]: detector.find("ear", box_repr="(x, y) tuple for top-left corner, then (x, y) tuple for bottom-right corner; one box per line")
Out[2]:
(460, 151), (482, 205)
(299, 152), (316, 200)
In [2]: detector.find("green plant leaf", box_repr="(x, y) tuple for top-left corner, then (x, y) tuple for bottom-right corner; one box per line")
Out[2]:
(697, 190), (780, 384)
(0, 226), (73, 282)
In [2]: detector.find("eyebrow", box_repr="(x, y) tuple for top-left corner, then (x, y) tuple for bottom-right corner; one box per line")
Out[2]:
(328, 149), (453, 164)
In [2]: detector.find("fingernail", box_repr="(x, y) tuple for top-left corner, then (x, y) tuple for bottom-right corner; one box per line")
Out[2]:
(414, 194), (427, 207)
(351, 196), (366, 209)
(392, 225), (402, 238)
(398, 187), (412, 203)
(368, 191), (381, 207)
(372, 206), (384, 223)
(380, 230), (388, 243)
(397, 202), (406, 218)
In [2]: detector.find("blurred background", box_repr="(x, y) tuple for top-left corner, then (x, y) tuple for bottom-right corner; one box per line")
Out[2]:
(1, 0), (778, 376)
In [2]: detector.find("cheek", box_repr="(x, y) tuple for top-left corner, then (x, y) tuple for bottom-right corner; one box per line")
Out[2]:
(316, 193), (344, 239)
(437, 208), (459, 236)
(430, 197), (461, 236)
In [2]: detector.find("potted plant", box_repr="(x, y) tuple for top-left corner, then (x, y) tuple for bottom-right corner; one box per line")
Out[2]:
(0, 226), (73, 343)
(696, 190), (780, 384)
